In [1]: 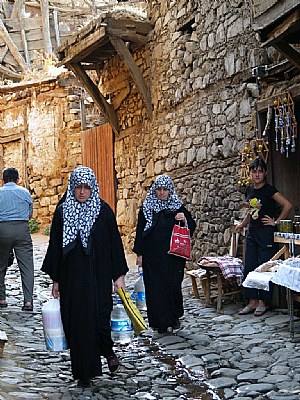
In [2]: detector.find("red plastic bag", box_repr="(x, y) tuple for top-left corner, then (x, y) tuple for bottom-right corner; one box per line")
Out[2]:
(168, 222), (191, 260)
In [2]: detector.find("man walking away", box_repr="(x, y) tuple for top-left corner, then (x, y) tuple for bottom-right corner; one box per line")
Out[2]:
(0, 167), (34, 311)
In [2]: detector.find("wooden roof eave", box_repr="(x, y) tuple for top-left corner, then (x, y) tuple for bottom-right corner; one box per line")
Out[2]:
(57, 16), (153, 133)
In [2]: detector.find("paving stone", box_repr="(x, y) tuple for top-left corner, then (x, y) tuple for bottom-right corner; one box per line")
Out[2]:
(0, 234), (300, 399)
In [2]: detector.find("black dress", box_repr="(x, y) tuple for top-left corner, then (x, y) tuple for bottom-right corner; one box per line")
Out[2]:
(244, 183), (279, 302)
(133, 205), (196, 332)
(41, 201), (128, 381)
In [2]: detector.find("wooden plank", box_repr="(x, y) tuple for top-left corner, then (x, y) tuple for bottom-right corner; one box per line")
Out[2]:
(81, 124), (115, 212)
(253, 0), (300, 29)
(57, 26), (107, 65)
(109, 35), (152, 119)
(25, 29), (44, 42)
(68, 62), (119, 134)
(105, 17), (153, 36)
(0, 133), (23, 144)
(27, 39), (50, 51)
(106, 26), (149, 45)
(6, 32), (23, 50)
(256, 83), (300, 111)
(3, 16), (42, 32)
(251, 0), (278, 19)
(0, 19), (28, 72)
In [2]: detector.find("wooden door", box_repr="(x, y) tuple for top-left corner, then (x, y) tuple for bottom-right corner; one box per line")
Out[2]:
(81, 123), (115, 212)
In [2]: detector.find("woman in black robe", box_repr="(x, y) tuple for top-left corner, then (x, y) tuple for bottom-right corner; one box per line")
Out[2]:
(133, 174), (196, 334)
(42, 166), (128, 387)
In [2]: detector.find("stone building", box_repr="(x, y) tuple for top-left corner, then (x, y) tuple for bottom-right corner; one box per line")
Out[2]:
(1, 0), (300, 259)
(0, 73), (84, 227)
(58, 0), (300, 259)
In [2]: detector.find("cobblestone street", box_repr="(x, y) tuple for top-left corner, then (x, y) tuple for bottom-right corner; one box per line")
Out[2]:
(0, 234), (300, 400)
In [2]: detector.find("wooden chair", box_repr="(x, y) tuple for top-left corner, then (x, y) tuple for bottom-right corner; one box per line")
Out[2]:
(186, 229), (243, 312)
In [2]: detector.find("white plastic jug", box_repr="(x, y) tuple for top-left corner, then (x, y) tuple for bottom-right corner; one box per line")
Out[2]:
(134, 266), (147, 311)
(42, 298), (68, 351)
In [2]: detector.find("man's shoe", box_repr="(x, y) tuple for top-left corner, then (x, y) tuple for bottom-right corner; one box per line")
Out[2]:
(22, 303), (33, 311)
(107, 353), (120, 373)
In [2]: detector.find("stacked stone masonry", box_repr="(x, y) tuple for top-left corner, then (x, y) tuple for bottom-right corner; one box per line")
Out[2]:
(101, 0), (300, 257)
(1, 0), (300, 258)
(0, 73), (83, 229)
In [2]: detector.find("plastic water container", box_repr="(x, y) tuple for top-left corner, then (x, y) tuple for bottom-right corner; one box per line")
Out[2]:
(134, 267), (147, 311)
(111, 296), (134, 344)
(42, 299), (68, 351)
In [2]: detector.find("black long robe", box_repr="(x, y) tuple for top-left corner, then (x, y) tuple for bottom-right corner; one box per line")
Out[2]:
(41, 201), (128, 381)
(133, 206), (196, 331)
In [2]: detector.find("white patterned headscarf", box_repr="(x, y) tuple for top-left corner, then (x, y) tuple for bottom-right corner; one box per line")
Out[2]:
(142, 174), (182, 232)
(62, 166), (102, 254)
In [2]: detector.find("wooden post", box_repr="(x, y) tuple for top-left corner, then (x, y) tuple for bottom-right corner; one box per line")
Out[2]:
(53, 9), (61, 47)
(40, 0), (53, 54)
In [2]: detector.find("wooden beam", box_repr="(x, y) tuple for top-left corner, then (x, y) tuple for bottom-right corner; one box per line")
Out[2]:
(256, 82), (300, 112)
(109, 35), (152, 119)
(0, 19), (28, 73)
(40, 0), (53, 54)
(68, 62), (119, 134)
(274, 40), (300, 71)
(0, 132), (22, 144)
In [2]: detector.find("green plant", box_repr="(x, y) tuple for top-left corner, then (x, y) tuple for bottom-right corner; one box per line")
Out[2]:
(29, 218), (40, 234)
(43, 224), (51, 236)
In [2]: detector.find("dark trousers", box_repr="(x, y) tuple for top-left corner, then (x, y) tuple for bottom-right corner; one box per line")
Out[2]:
(243, 227), (278, 304)
(0, 221), (34, 303)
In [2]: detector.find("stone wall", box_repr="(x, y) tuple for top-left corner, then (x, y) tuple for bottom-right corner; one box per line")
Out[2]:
(99, 0), (271, 259)
(0, 73), (83, 229)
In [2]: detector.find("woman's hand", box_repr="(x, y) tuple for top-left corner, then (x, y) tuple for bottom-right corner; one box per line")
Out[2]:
(114, 275), (126, 291)
(175, 212), (186, 221)
(136, 255), (142, 267)
(233, 223), (245, 233)
(52, 281), (59, 298)
(261, 215), (277, 226)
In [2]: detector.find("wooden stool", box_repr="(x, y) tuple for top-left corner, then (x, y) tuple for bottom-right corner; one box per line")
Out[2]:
(185, 269), (208, 299)
(200, 263), (242, 313)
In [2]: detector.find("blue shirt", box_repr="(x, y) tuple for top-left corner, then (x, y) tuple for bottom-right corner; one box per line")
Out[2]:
(0, 182), (33, 221)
